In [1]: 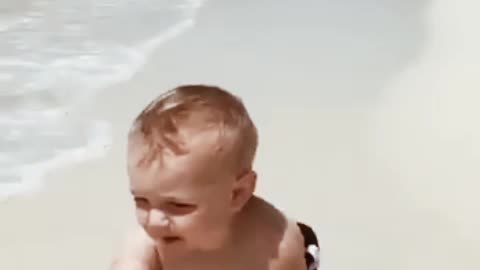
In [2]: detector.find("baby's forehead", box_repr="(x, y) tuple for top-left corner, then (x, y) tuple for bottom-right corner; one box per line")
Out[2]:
(128, 127), (234, 168)
(129, 146), (226, 187)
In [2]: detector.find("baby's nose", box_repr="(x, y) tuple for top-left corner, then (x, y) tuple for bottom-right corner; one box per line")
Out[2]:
(148, 208), (170, 227)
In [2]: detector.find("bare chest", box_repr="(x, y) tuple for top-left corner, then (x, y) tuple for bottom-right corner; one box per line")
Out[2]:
(163, 260), (277, 270)
(161, 245), (283, 270)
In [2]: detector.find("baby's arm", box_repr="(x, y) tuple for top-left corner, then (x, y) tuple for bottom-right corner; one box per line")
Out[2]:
(110, 225), (161, 270)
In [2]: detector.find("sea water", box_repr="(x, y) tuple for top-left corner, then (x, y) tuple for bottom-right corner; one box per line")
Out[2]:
(0, 0), (206, 200)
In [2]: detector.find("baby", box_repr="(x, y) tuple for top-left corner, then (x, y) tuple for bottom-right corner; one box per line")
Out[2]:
(110, 85), (320, 270)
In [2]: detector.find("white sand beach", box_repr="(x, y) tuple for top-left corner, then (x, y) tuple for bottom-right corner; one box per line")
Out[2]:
(1, 0), (479, 269)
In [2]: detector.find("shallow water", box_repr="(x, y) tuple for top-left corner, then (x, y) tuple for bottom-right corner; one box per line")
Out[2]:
(0, 0), (206, 199)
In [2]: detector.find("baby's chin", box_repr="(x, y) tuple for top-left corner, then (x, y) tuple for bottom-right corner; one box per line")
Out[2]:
(155, 237), (189, 257)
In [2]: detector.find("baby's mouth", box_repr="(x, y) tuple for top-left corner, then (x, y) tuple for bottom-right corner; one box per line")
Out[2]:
(162, 236), (182, 244)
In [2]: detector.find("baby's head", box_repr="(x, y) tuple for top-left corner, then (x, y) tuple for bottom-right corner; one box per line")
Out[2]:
(127, 84), (258, 253)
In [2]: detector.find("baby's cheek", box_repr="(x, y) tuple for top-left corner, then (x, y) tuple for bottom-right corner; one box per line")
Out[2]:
(173, 215), (198, 232)
(135, 208), (149, 226)
(171, 215), (205, 241)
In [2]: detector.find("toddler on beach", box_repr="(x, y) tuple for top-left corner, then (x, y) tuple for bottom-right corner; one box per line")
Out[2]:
(111, 84), (320, 270)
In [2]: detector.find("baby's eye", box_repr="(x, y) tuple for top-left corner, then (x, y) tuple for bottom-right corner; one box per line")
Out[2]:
(134, 197), (149, 207)
(166, 201), (197, 215)
(170, 202), (195, 208)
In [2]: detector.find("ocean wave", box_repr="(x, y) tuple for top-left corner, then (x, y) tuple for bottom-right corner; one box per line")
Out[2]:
(0, 0), (207, 200)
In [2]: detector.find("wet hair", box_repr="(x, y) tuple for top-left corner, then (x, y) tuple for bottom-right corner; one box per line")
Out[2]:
(128, 84), (258, 172)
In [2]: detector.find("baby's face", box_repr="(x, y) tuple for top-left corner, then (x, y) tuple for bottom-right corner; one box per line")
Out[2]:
(127, 136), (237, 255)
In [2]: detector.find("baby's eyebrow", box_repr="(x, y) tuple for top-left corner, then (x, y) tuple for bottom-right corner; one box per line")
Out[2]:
(130, 189), (186, 200)
(129, 189), (149, 198)
(161, 195), (186, 202)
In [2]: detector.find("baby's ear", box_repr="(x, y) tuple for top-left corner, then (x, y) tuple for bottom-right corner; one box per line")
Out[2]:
(230, 170), (257, 212)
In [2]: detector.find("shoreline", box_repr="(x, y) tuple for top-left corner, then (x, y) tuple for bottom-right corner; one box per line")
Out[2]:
(2, 1), (480, 270)
(0, 0), (427, 268)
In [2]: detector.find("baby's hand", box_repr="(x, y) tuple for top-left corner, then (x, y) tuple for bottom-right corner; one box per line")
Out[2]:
(110, 225), (161, 270)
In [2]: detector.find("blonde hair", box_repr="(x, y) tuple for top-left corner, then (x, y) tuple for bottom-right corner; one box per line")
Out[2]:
(129, 84), (258, 172)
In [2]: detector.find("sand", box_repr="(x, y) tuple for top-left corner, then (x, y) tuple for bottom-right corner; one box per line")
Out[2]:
(1, 0), (479, 269)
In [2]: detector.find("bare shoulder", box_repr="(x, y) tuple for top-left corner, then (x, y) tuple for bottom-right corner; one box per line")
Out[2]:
(110, 224), (161, 270)
(272, 216), (322, 270)
(269, 218), (309, 270)
(247, 197), (320, 270)
(271, 218), (321, 270)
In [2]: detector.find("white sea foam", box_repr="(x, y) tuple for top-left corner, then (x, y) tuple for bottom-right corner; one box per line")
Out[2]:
(0, 0), (207, 200)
